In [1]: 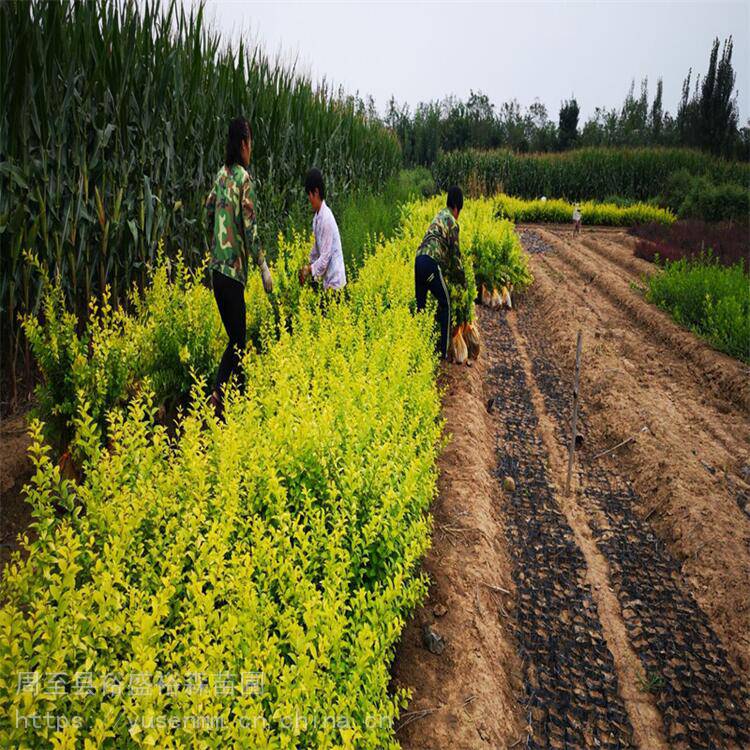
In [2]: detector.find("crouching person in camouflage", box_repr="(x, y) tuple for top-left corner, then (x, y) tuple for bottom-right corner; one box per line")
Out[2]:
(205, 116), (273, 416)
(415, 186), (466, 360)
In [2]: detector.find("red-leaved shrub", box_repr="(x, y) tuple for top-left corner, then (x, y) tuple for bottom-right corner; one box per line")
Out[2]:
(630, 220), (749, 268)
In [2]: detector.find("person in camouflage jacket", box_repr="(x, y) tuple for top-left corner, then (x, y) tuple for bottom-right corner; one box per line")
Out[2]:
(206, 116), (273, 416)
(415, 186), (466, 359)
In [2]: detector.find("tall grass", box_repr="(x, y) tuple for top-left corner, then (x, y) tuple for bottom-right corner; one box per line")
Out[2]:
(434, 147), (750, 202)
(334, 167), (435, 276)
(0, 0), (401, 403)
(646, 255), (750, 362)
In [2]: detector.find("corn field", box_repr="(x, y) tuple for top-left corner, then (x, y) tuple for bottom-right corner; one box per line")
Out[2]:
(433, 147), (750, 202)
(0, 0), (401, 406)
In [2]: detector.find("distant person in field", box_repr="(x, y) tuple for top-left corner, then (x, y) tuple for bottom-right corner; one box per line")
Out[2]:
(205, 116), (273, 416)
(298, 168), (347, 291)
(414, 186), (466, 360)
(572, 203), (582, 235)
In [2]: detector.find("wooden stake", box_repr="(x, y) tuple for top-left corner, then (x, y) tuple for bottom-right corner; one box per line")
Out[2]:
(566, 331), (583, 496)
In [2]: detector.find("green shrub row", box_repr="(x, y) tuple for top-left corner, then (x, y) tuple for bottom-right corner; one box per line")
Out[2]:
(660, 170), (749, 223)
(646, 255), (749, 362)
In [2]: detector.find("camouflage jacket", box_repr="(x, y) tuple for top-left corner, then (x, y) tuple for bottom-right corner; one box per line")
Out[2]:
(206, 164), (265, 286)
(417, 207), (466, 288)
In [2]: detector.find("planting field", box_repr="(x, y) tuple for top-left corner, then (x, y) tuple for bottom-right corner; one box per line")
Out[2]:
(3, 206), (750, 748)
(3, 1), (750, 746)
(391, 225), (750, 748)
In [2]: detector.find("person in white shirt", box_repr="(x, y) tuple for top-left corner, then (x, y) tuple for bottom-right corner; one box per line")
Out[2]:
(572, 204), (582, 235)
(298, 168), (347, 291)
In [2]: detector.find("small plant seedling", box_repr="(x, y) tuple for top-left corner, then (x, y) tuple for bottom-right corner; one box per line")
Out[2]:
(638, 670), (665, 693)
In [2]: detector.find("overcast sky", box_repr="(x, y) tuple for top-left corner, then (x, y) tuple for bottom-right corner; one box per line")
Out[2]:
(197, 1), (749, 123)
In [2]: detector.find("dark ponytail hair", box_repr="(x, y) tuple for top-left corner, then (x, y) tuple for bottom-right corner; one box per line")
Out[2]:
(225, 117), (252, 167)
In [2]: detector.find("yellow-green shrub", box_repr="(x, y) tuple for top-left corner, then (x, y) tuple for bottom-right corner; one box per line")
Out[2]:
(1, 212), (443, 748)
(402, 196), (533, 321)
(495, 194), (675, 226)
(23, 250), (225, 450)
(460, 200), (533, 292)
(22, 235), (312, 450)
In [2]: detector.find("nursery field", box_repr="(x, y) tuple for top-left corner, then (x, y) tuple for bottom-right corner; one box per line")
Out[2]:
(0, 197), (529, 748)
(3, 1), (750, 747)
(3, 197), (750, 749)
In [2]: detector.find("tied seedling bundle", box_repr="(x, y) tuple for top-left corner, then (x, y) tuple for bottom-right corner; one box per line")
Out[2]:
(448, 260), (480, 364)
(461, 201), (533, 312)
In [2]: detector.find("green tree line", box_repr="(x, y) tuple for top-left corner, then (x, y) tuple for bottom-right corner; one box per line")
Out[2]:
(387, 37), (748, 165)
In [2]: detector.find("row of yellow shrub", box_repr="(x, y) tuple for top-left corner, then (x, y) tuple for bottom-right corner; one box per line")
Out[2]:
(402, 197), (533, 324)
(1, 205), (449, 748)
(495, 194), (676, 226)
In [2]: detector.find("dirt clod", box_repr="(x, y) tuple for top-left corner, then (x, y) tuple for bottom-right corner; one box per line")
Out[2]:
(421, 624), (445, 655)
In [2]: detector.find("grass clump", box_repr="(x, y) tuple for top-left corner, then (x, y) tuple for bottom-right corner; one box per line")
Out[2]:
(646, 254), (749, 362)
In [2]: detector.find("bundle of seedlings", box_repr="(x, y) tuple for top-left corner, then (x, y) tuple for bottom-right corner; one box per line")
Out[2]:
(480, 280), (513, 309)
(466, 211), (532, 311)
(449, 259), (481, 363)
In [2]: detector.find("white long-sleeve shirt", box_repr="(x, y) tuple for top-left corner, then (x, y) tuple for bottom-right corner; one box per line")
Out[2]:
(310, 200), (347, 289)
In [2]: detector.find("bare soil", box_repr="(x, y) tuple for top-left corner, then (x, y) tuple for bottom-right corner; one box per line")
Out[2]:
(529, 225), (750, 679)
(391, 353), (525, 749)
(394, 225), (750, 749)
(0, 408), (34, 575)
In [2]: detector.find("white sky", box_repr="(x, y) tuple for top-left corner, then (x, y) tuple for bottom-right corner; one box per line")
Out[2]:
(196, 0), (749, 123)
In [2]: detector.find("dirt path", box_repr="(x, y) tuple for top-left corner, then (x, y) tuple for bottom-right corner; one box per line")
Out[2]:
(503, 311), (667, 750)
(536, 226), (750, 413)
(391, 359), (525, 749)
(522, 227), (750, 681)
(503, 304), (749, 748)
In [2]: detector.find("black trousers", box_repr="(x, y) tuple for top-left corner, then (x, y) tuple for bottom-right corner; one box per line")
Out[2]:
(212, 269), (246, 394)
(414, 254), (451, 359)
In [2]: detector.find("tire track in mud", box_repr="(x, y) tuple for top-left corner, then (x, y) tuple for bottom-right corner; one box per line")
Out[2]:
(512, 310), (750, 749)
(531, 227), (750, 414)
(483, 308), (660, 749)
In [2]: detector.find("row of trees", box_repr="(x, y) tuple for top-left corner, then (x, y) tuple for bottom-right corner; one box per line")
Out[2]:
(386, 38), (748, 165)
